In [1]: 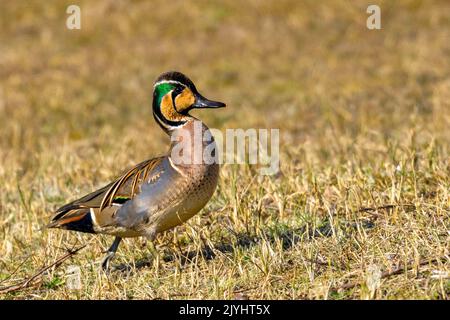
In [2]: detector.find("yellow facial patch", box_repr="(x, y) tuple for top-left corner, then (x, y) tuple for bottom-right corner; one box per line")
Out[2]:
(160, 93), (185, 122)
(174, 88), (195, 113)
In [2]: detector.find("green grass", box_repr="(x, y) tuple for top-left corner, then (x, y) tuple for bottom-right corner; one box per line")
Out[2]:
(0, 0), (449, 299)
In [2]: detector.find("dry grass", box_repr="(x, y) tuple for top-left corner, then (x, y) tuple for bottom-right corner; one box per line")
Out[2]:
(0, 0), (449, 299)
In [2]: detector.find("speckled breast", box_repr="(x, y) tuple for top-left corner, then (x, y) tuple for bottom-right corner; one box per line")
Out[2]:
(153, 161), (219, 233)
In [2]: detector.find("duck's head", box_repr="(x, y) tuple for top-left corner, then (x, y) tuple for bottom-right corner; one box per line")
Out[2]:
(152, 71), (226, 131)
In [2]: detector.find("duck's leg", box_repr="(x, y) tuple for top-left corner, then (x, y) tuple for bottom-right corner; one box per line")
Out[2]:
(101, 237), (122, 271)
(145, 232), (160, 268)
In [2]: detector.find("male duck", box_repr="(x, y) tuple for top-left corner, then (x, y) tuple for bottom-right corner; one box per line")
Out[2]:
(47, 71), (226, 269)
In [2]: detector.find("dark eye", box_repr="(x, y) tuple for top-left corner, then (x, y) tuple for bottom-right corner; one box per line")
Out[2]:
(171, 86), (184, 100)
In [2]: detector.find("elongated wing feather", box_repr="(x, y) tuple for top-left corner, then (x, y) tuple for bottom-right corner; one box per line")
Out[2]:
(49, 157), (163, 229)
(98, 157), (163, 211)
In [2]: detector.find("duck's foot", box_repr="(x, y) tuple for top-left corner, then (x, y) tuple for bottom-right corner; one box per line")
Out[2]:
(101, 251), (116, 271)
(100, 237), (122, 271)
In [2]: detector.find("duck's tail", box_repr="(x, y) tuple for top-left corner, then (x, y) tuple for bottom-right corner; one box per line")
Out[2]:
(47, 208), (95, 234)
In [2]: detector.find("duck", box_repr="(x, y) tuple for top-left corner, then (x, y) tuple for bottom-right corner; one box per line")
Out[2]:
(47, 71), (226, 270)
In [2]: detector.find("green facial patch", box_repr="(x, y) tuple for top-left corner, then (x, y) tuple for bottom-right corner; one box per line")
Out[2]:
(155, 83), (175, 107)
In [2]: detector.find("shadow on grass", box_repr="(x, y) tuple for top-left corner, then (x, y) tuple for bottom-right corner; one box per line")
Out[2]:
(113, 219), (375, 272)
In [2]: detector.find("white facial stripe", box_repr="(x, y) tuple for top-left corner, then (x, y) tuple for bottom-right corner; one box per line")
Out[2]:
(153, 111), (188, 131)
(167, 121), (189, 130)
(153, 80), (185, 88)
(153, 112), (172, 129)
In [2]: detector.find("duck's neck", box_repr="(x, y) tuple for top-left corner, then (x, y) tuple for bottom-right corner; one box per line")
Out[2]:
(168, 118), (217, 167)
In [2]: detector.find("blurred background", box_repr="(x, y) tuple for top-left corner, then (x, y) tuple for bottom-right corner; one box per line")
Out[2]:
(0, 0), (448, 299)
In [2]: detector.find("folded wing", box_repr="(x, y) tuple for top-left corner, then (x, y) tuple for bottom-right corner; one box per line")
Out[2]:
(47, 157), (163, 233)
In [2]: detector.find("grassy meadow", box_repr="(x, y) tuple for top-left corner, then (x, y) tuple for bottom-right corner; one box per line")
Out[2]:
(0, 0), (449, 299)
